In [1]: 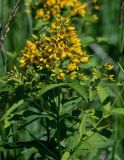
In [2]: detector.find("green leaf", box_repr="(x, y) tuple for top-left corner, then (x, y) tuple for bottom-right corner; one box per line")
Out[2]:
(66, 133), (81, 150)
(103, 102), (111, 116)
(79, 114), (86, 138)
(97, 86), (109, 103)
(0, 146), (6, 152)
(61, 97), (82, 115)
(0, 100), (24, 121)
(111, 108), (124, 116)
(89, 88), (97, 101)
(81, 36), (95, 47)
(39, 81), (87, 101)
(33, 19), (49, 30)
(39, 83), (65, 95)
(118, 62), (124, 73)
(96, 37), (109, 43)
(4, 50), (17, 58)
(4, 118), (13, 128)
(12, 78), (23, 85)
(63, 97), (82, 108)
(23, 110), (41, 117)
(68, 81), (88, 101)
(23, 110), (54, 120)
(61, 151), (70, 160)
(69, 156), (79, 160)
(73, 133), (107, 157)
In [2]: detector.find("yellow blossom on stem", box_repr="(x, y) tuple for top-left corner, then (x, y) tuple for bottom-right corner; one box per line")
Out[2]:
(104, 63), (114, 70)
(25, 0), (98, 21)
(80, 57), (89, 63)
(57, 72), (65, 79)
(19, 17), (89, 80)
(67, 63), (78, 71)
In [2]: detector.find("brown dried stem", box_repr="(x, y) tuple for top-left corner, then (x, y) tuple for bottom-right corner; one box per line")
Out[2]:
(0, 0), (21, 51)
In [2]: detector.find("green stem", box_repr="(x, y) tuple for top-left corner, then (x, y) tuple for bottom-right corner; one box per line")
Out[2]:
(1, 152), (4, 160)
(111, 116), (118, 160)
(24, 128), (57, 160)
(56, 88), (62, 159)
(0, 121), (6, 160)
(1, 50), (7, 74)
(11, 126), (17, 159)
(46, 119), (50, 143)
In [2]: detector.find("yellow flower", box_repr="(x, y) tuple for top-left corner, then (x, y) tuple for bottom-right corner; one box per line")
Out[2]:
(80, 57), (89, 63)
(59, 0), (74, 8)
(25, 10), (31, 14)
(57, 72), (65, 79)
(32, 34), (38, 39)
(68, 26), (75, 31)
(36, 9), (45, 19)
(71, 2), (87, 17)
(25, 0), (99, 24)
(51, 5), (60, 17)
(70, 71), (77, 80)
(108, 75), (114, 81)
(104, 63), (114, 70)
(94, 5), (100, 10)
(81, 75), (89, 80)
(19, 40), (41, 68)
(47, 0), (56, 6)
(47, 43), (56, 52)
(67, 63), (78, 71)
(25, 2), (31, 6)
(92, 14), (98, 21)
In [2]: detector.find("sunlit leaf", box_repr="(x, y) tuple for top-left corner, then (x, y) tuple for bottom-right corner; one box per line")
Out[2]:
(0, 100), (24, 121)
(61, 151), (70, 160)
(68, 81), (88, 101)
(79, 114), (86, 138)
(97, 86), (109, 103)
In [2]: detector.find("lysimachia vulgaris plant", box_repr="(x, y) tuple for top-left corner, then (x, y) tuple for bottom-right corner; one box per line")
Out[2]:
(0, 15), (119, 160)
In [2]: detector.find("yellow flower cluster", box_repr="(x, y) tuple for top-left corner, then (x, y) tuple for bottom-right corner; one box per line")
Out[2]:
(25, 0), (99, 21)
(19, 40), (41, 68)
(7, 66), (41, 89)
(19, 17), (89, 80)
(92, 63), (114, 81)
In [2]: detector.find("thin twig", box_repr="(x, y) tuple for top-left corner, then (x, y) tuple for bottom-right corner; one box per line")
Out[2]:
(119, 0), (124, 53)
(11, 126), (17, 159)
(24, 128), (58, 160)
(0, 0), (21, 51)
(56, 88), (62, 159)
(0, 152), (4, 160)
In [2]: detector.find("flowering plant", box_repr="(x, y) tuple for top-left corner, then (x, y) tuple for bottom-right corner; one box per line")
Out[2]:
(0, 1), (123, 160)
(25, 0), (99, 22)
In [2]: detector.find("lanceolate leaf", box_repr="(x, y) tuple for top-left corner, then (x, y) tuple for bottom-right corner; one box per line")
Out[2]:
(111, 108), (124, 115)
(97, 86), (109, 103)
(63, 97), (82, 108)
(61, 151), (70, 160)
(39, 81), (88, 101)
(0, 100), (24, 121)
(61, 97), (82, 114)
(72, 133), (108, 157)
(79, 114), (86, 138)
(67, 81), (88, 101)
(38, 83), (65, 95)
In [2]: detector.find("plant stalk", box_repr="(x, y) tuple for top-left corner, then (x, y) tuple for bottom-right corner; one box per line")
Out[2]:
(56, 88), (62, 159)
